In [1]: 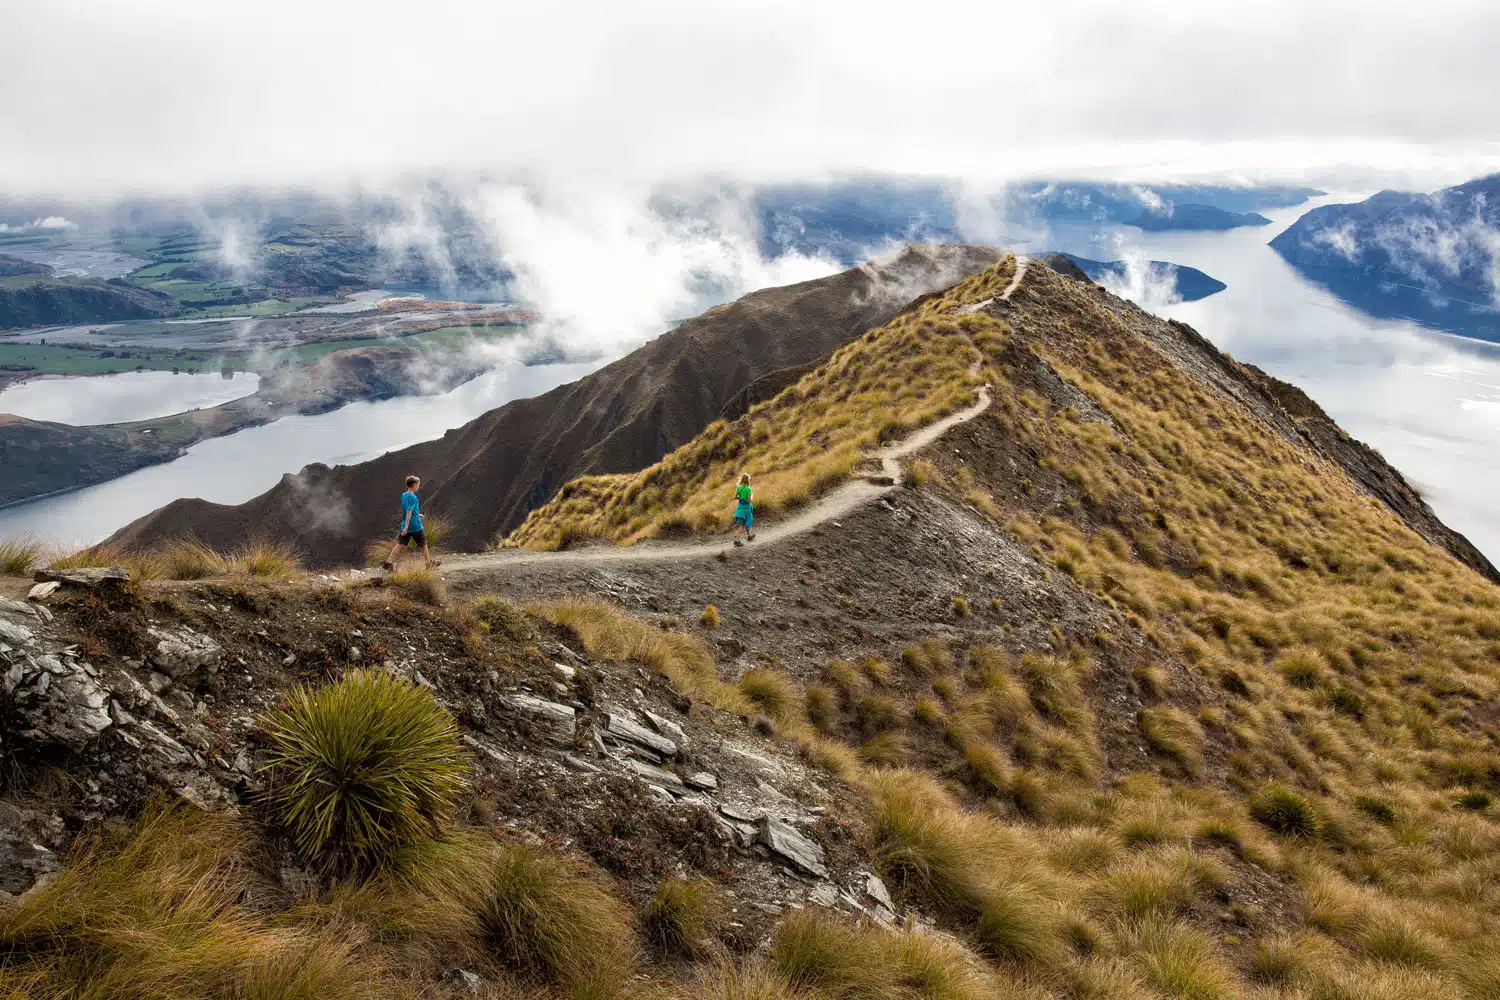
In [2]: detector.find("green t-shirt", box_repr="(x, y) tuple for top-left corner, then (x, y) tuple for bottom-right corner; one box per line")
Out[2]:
(735, 484), (752, 505)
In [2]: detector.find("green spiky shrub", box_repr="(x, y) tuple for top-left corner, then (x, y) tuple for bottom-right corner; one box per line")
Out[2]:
(1250, 783), (1319, 838)
(260, 670), (470, 870)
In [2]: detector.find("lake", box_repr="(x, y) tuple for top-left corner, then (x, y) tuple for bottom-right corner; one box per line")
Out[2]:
(0, 359), (601, 545)
(0, 370), (260, 425)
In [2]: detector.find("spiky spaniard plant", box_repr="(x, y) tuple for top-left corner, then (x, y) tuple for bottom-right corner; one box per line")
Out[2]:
(260, 669), (469, 870)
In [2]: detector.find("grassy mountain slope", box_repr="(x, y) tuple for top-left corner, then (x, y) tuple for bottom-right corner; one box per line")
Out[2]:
(109, 245), (1002, 565)
(9, 255), (1500, 999)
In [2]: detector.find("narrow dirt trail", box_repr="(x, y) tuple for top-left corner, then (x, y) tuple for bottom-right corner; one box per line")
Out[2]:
(446, 257), (1028, 576)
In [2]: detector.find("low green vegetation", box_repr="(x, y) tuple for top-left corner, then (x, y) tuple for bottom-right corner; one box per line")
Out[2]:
(260, 670), (470, 870)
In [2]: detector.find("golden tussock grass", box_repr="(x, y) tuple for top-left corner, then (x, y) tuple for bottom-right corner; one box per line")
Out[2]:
(38, 536), (301, 581)
(0, 806), (384, 1000)
(506, 258), (1019, 549)
(532, 597), (748, 713)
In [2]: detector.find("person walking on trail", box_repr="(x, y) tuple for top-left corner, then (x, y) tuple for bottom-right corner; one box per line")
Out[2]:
(382, 475), (440, 571)
(732, 472), (756, 546)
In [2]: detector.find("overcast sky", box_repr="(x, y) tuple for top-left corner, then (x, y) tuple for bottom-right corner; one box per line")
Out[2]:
(5, 0), (1500, 196)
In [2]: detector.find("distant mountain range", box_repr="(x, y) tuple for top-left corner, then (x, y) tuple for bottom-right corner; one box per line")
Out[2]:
(1270, 173), (1500, 340)
(754, 179), (1320, 261)
(1047, 252), (1227, 301)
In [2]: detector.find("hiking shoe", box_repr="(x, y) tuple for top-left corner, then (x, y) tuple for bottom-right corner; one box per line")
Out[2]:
(733, 539), (744, 547)
(428, 560), (443, 569)
(381, 561), (394, 571)
(747, 533), (756, 542)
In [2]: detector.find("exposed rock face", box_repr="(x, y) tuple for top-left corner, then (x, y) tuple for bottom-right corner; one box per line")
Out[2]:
(0, 831), (60, 896)
(113, 245), (1005, 565)
(147, 626), (222, 678)
(0, 597), (112, 749)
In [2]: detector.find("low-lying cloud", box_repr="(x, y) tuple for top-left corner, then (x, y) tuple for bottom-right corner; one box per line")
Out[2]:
(6, 1), (1500, 197)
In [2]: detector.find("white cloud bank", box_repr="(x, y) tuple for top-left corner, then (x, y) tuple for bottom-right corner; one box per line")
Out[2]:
(4, 0), (1500, 196)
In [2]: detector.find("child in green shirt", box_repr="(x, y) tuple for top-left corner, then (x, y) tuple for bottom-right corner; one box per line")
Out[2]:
(732, 472), (756, 546)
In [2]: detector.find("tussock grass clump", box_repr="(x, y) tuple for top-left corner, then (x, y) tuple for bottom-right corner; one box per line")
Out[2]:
(645, 876), (719, 957)
(389, 567), (445, 605)
(472, 844), (637, 990)
(741, 667), (800, 723)
(901, 639), (953, 678)
(1094, 848), (1229, 921)
(158, 538), (230, 579)
(227, 540), (301, 579)
(534, 598), (744, 712)
(470, 594), (534, 642)
(804, 683), (837, 731)
(700, 603), (722, 628)
(1250, 783), (1319, 838)
(770, 908), (1002, 1000)
(1353, 794), (1397, 824)
(1120, 917), (1241, 1000)
(47, 540), (160, 578)
(1137, 706), (1206, 776)
(0, 535), (51, 576)
(0, 806), (378, 999)
(260, 670), (470, 869)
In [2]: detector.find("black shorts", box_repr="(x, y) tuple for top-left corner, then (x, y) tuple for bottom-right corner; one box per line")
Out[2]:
(399, 530), (427, 547)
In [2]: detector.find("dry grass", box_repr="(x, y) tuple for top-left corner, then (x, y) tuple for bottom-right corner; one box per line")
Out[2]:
(389, 567), (446, 606)
(470, 594), (535, 642)
(533, 598), (747, 712)
(1138, 705), (1206, 776)
(740, 667), (800, 723)
(644, 877), (719, 957)
(0, 535), (51, 576)
(0, 806), (383, 999)
(506, 258), (1018, 548)
(39, 536), (300, 581)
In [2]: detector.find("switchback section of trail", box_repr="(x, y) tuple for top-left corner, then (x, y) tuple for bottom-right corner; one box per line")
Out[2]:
(446, 257), (1029, 576)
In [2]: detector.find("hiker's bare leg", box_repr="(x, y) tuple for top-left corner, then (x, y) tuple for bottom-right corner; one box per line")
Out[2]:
(384, 539), (404, 566)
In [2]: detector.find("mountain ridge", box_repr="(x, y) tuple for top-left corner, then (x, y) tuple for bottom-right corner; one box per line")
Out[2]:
(109, 245), (1004, 563)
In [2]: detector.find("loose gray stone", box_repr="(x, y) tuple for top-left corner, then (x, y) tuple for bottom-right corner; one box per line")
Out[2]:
(502, 694), (576, 745)
(562, 753), (603, 774)
(684, 771), (719, 791)
(864, 872), (895, 911)
(604, 712), (678, 758)
(625, 758), (685, 788)
(147, 626), (222, 678)
(0, 619), (34, 646)
(643, 709), (689, 745)
(0, 597), (42, 619)
(462, 733), (510, 763)
(4, 650), (113, 748)
(718, 802), (761, 824)
(807, 883), (839, 907)
(0, 834), (60, 895)
(33, 566), (129, 588)
(26, 582), (60, 603)
(756, 816), (828, 878)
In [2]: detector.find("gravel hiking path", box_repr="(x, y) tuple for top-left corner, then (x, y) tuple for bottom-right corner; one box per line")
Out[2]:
(445, 257), (1029, 576)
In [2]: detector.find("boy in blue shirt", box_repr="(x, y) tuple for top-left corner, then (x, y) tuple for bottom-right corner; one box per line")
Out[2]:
(381, 475), (440, 571)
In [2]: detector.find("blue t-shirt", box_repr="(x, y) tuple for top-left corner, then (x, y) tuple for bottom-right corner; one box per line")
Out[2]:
(400, 491), (423, 533)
